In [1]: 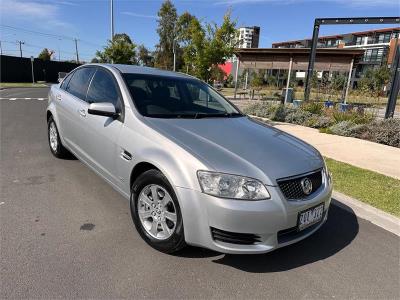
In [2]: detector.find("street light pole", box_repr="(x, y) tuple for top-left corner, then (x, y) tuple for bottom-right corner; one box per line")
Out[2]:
(74, 38), (79, 63)
(111, 0), (114, 41)
(173, 39), (176, 72)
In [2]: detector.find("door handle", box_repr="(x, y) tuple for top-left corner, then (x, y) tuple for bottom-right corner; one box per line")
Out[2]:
(120, 149), (132, 161)
(56, 94), (62, 101)
(78, 109), (86, 117)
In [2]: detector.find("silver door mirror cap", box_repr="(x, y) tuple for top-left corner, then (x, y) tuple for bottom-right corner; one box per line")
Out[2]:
(88, 102), (118, 118)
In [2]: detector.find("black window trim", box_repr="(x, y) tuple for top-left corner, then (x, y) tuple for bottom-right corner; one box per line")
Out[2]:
(86, 66), (125, 123)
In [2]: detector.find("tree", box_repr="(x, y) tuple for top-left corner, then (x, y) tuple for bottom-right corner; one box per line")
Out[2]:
(332, 73), (346, 92)
(95, 33), (137, 64)
(154, 0), (178, 70)
(137, 45), (154, 67)
(250, 70), (265, 90)
(178, 10), (238, 81)
(359, 66), (391, 97)
(210, 66), (226, 82)
(266, 75), (277, 87)
(225, 74), (234, 88)
(176, 12), (197, 44)
(38, 48), (54, 61)
(310, 71), (319, 89)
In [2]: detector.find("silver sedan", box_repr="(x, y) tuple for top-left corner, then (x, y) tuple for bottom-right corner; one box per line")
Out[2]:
(46, 64), (332, 254)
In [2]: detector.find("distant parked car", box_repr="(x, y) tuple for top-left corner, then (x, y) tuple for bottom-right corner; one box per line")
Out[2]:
(46, 64), (332, 254)
(57, 72), (68, 83)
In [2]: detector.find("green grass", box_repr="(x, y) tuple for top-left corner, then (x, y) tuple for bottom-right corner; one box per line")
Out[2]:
(325, 157), (400, 217)
(0, 82), (47, 88)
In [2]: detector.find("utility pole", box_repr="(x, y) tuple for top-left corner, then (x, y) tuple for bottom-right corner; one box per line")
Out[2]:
(0, 41), (2, 55)
(110, 0), (114, 41)
(17, 40), (25, 58)
(74, 38), (79, 63)
(58, 38), (61, 61)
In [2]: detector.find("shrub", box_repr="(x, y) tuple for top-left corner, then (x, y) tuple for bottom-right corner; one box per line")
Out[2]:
(270, 105), (298, 122)
(332, 110), (373, 125)
(306, 115), (335, 129)
(242, 102), (273, 118)
(302, 102), (324, 115)
(327, 121), (365, 137)
(285, 109), (313, 125)
(364, 119), (400, 147)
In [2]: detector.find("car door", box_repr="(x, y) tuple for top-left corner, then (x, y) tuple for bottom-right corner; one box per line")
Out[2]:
(77, 67), (125, 186)
(56, 67), (95, 154)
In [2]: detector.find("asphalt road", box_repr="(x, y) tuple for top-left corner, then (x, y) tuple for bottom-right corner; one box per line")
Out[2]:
(1, 88), (399, 299)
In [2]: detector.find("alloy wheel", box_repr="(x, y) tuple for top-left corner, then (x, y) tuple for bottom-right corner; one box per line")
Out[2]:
(49, 122), (58, 152)
(138, 184), (177, 240)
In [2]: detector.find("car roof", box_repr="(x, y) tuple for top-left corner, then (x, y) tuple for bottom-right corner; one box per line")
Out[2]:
(88, 63), (194, 80)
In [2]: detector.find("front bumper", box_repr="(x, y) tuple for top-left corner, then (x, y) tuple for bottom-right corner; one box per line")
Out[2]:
(175, 182), (332, 254)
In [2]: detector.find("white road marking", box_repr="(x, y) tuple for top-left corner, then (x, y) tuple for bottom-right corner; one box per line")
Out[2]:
(0, 202), (4, 206)
(1, 97), (45, 101)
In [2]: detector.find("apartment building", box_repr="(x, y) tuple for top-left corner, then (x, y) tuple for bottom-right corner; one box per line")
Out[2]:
(238, 26), (261, 48)
(272, 27), (399, 84)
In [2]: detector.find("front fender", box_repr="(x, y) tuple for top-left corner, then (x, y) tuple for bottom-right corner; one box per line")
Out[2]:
(134, 147), (203, 191)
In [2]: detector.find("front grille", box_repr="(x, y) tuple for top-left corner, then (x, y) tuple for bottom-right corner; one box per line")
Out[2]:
(277, 169), (323, 200)
(277, 211), (326, 244)
(210, 227), (261, 245)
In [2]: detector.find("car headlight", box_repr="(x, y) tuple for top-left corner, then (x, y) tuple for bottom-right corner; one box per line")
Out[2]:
(322, 159), (332, 185)
(197, 171), (270, 200)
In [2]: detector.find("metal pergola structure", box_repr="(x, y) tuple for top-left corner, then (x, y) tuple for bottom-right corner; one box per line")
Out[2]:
(233, 48), (364, 102)
(304, 17), (400, 118)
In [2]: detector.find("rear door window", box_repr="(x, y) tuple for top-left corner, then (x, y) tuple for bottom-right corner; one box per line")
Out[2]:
(66, 67), (95, 100)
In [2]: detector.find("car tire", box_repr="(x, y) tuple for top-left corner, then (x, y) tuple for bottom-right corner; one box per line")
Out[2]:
(47, 116), (69, 159)
(130, 169), (186, 254)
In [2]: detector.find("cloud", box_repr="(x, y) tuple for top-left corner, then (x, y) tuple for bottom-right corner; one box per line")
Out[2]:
(121, 12), (159, 19)
(0, 0), (72, 28)
(214, 0), (398, 7)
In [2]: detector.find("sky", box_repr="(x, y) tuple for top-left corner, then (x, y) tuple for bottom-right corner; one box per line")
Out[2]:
(0, 0), (399, 62)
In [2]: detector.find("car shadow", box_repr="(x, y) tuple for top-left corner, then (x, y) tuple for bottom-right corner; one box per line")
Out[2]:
(211, 201), (359, 272)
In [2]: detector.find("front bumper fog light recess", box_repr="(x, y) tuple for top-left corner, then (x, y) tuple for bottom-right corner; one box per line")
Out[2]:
(197, 171), (271, 200)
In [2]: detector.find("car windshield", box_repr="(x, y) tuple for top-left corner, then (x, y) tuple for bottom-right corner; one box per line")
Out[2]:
(123, 73), (242, 118)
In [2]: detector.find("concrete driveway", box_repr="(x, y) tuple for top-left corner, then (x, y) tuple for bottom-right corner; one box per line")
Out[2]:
(1, 88), (399, 299)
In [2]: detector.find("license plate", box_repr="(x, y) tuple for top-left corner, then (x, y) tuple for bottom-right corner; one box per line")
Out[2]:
(297, 203), (324, 231)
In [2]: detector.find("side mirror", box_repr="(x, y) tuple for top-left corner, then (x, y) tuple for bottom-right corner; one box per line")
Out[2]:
(88, 102), (118, 118)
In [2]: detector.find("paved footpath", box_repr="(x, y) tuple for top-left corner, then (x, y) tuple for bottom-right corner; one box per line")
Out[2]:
(254, 117), (400, 180)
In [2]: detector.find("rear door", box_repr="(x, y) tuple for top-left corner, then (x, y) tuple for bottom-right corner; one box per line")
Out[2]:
(77, 67), (125, 186)
(56, 67), (95, 154)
